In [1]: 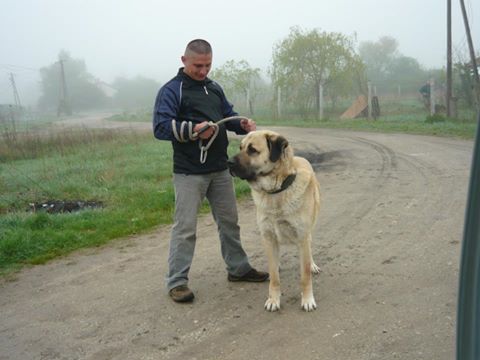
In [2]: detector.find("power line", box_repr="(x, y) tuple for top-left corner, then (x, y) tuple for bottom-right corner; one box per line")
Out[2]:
(0, 64), (38, 72)
(459, 0), (480, 108)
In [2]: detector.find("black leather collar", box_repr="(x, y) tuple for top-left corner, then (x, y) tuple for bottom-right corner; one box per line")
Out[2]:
(266, 173), (297, 194)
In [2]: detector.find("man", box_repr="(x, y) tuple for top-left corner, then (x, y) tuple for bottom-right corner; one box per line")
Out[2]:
(419, 81), (431, 109)
(153, 39), (268, 303)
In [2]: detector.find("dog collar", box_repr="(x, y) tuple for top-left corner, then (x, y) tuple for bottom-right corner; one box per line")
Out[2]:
(266, 173), (297, 194)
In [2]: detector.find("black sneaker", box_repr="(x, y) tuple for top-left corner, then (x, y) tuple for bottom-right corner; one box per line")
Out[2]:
(169, 285), (195, 303)
(228, 268), (269, 282)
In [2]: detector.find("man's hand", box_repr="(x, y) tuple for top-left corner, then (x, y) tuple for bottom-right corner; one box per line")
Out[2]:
(240, 118), (256, 133)
(194, 121), (215, 139)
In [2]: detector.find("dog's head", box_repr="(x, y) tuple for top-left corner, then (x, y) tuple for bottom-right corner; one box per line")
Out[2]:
(228, 130), (292, 181)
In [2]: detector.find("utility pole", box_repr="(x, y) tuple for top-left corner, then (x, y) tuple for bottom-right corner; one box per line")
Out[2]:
(319, 83), (324, 120)
(277, 86), (282, 119)
(446, 0), (452, 117)
(430, 78), (436, 116)
(59, 59), (68, 102)
(57, 58), (72, 116)
(459, 0), (480, 109)
(9, 73), (22, 108)
(367, 81), (372, 120)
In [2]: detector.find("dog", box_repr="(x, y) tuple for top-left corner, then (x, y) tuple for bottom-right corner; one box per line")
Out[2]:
(228, 130), (320, 312)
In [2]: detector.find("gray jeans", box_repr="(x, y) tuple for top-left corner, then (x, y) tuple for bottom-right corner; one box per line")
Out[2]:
(166, 169), (252, 290)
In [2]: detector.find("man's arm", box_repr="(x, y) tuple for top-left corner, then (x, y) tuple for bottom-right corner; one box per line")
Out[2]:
(153, 82), (199, 141)
(153, 85), (178, 141)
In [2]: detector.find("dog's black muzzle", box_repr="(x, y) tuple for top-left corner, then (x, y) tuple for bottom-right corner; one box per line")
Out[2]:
(227, 156), (256, 181)
(227, 157), (238, 177)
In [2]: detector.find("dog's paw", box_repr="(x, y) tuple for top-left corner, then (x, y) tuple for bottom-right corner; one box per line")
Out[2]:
(265, 297), (281, 312)
(301, 296), (317, 312)
(311, 262), (321, 274)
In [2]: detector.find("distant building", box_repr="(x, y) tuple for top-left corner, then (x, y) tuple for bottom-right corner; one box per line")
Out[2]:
(0, 104), (24, 123)
(92, 78), (118, 98)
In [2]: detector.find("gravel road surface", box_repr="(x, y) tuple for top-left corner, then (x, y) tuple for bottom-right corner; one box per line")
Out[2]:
(0, 122), (472, 360)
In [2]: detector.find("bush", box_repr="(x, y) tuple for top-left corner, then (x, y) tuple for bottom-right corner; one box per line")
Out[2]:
(425, 114), (446, 123)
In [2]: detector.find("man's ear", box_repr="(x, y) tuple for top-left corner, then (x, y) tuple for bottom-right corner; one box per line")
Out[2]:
(266, 135), (289, 162)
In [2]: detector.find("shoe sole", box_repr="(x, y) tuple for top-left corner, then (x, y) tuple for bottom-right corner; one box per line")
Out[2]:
(171, 293), (195, 303)
(169, 288), (195, 303)
(172, 296), (195, 303)
(228, 276), (269, 282)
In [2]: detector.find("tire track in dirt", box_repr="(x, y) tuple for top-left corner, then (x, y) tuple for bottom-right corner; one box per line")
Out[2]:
(292, 135), (403, 271)
(293, 134), (454, 276)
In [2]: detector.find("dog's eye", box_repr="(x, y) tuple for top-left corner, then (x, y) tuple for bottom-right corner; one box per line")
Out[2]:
(247, 145), (258, 155)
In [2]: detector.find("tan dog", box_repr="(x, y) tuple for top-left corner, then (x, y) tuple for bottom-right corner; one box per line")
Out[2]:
(228, 130), (320, 312)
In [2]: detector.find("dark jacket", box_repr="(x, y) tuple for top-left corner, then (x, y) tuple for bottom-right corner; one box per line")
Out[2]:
(153, 68), (246, 174)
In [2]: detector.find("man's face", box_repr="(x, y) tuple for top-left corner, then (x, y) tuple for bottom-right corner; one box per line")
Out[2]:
(181, 52), (212, 81)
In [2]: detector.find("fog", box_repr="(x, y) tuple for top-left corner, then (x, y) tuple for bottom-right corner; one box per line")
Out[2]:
(1, 0), (479, 106)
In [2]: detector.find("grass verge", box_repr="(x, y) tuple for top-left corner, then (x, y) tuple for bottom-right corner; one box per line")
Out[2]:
(260, 115), (477, 139)
(0, 131), (249, 275)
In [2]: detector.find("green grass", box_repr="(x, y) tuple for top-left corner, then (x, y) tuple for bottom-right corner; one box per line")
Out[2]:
(260, 115), (477, 139)
(0, 131), (249, 274)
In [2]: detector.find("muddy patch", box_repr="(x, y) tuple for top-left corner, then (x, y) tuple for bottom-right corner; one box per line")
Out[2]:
(296, 150), (349, 172)
(28, 200), (104, 214)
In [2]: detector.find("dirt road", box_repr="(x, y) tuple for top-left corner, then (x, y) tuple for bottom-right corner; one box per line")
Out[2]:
(0, 124), (472, 360)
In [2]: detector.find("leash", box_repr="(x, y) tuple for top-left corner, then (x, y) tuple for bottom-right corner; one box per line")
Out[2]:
(171, 116), (251, 164)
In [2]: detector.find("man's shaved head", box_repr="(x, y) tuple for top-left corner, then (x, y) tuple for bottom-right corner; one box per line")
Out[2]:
(185, 39), (212, 56)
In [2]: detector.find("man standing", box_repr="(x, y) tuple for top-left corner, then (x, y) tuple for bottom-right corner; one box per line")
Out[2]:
(153, 39), (268, 303)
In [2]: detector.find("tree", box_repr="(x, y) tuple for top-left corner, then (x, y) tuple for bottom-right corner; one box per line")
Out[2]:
(271, 26), (363, 117)
(38, 50), (108, 113)
(359, 36), (429, 94)
(210, 60), (261, 114)
(358, 36), (399, 82)
(112, 76), (161, 110)
(389, 56), (427, 94)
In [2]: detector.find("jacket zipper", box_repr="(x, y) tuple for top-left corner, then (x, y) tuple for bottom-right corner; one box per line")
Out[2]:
(204, 86), (209, 95)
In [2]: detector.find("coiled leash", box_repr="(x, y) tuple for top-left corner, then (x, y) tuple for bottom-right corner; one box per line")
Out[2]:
(171, 116), (251, 164)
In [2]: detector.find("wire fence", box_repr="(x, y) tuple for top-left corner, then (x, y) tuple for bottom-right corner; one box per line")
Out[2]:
(225, 80), (478, 122)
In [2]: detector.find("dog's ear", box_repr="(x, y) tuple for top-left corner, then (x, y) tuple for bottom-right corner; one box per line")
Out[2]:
(266, 135), (289, 162)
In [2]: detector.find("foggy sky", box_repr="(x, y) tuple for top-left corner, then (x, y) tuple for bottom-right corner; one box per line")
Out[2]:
(1, 0), (479, 105)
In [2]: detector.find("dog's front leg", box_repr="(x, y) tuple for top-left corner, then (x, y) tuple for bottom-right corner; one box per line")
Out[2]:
(263, 237), (281, 311)
(300, 236), (317, 312)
